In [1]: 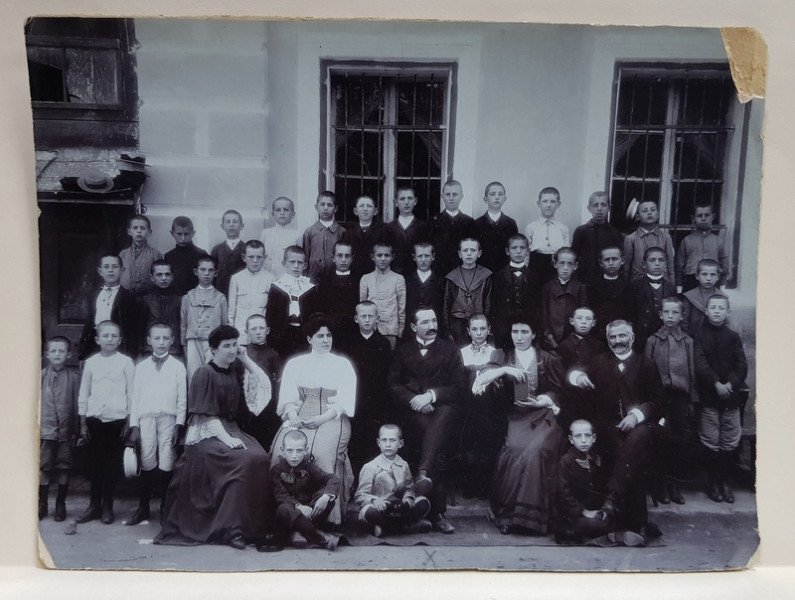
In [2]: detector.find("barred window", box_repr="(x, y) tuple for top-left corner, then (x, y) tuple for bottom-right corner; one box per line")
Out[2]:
(608, 63), (743, 282)
(322, 62), (456, 223)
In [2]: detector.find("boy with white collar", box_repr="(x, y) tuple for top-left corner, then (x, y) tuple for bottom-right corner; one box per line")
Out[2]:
(474, 181), (519, 274)
(302, 190), (345, 283)
(429, 179), (476, 277)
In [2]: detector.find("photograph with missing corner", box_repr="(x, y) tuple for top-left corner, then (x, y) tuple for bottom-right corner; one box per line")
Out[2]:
(30, 17), (761, 571)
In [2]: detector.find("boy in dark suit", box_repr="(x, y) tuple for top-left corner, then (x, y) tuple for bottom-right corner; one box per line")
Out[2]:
(78, 254), (138, 360)
(629, 246), (676, 352)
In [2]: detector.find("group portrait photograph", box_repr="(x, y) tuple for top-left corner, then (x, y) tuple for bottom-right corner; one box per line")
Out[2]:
(21, 15), (763, 573)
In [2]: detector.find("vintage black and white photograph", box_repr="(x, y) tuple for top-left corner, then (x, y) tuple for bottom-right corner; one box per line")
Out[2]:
(30, 17), (761, 571)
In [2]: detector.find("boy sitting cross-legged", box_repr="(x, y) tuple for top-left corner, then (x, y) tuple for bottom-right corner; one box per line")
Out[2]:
(355, 424), (432, 538)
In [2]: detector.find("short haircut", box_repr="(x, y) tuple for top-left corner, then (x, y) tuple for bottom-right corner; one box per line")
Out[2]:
(693, 201), (714, 213)
(304, 312), (332, 338)
(458, 237), (480, 250)
(642, 246), (666, 262)
(661, 296), (685, 312)
(147, 322), (173, 337)
(128, 215), (152, 229)
(599, 245), (622, 259)
(283, 245), (306, 262)
(271, 196), (295, 211)
(95, 320), (121, 336)
(588, 191), (609, 206)
(208, 324), (239, 349)
(412, 241), (434, 254)
(333, 241), (353, 254)
(45, 336), (71, 351)
(196, 254), (216, 269)
(150, 259), (172, 274)
(283, 429), (308, 447)
(221, 209), (243, 222)
(468, 313), (489, 326)
(443, 179), (462, 191)
(606, 319), (633, 334)
(171, 216), (194, 231)
(572, 306), (595, 319)
(569, 418), (594, 434)
(538, 186), (560, 201)
(245, 313), (267, 329)
(98, 253), (122, 267)
(506, 233), (529, 248)
(355, 195), (376, 207)
(316, 190), (337, 205)
(395, 185), (416, 198)
(355, 300), (378, 313)
(379, 424), (403, 439)
(638, 199), (658, 209)
(697, 258), (721, 273)
(484, 181), (505, 196)
(706, 293), (730, 309)
(244, 239), (265, 253)
(411, 305), (436, 325)
(554, 246), (577, 262)
(372, 241), (393, 254)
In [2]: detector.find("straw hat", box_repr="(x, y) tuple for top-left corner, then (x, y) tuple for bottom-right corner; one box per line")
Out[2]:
(76, 167), (115, 194)
(123, 446), (140, 479)
(625, 198), (639, 221)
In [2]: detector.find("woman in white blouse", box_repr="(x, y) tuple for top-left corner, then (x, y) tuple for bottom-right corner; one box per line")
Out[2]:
(271, 313), (357, 524)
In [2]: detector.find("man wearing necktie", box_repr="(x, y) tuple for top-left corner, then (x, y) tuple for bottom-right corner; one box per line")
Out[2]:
(387, 307), (467, 534)
(568, 320), (666, 538)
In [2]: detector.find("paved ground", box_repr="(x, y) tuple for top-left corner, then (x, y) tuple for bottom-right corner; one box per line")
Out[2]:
(38, 484), (758, 573)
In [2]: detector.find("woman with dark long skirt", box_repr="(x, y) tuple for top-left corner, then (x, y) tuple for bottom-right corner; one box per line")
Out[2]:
(155, 325), (272, 549)
(472, 317), (567, 535)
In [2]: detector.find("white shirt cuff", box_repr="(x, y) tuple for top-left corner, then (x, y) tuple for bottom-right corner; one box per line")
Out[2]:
(568, 370), (585, 385)
(629, 408), (645, 423)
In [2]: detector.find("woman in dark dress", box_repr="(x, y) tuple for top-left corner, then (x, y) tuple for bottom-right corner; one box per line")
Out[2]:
(155, 325), (272, 549)
(472, 317), (566, 535)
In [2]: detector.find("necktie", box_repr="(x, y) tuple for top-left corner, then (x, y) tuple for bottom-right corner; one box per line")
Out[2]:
(152, 355), (168, 371)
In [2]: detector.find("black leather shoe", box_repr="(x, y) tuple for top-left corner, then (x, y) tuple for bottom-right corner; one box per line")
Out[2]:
(668, 483), (685, 505)
(641, 521), (662, 539)
(657, 481), (670, 504)
(229, 534), (246, 550)
(101, 505), (115, 525)
(431, 515), (455, 534)
(53, 500), (66, 522)
(256, 535), (285, 552)
(75, 504), (101, 524)
(707, 480), (723, 503)
(125, 505), (150, 526)
(719, 480), (735, 504)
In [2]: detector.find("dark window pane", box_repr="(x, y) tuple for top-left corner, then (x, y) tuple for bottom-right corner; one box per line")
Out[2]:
(616, 77), (668, 128)
(64, 48), (120, 104)
(672, 132), (727, 181)
(612, 132), (664, 179)
(397, 79), (445, 127)
(671, 182), (723, 225)
(677, 77), (734, 127)
(396, 130), (443, 178)
(335, 130), (383, 177)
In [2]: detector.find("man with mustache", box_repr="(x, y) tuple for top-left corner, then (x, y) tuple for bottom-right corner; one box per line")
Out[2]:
(387, 307), (467, 534)
(568, 319), (666, 540)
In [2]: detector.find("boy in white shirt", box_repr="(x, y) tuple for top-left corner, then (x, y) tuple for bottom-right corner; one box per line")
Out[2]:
(125, 323), (187, 526)
(228, 240), (274, 344)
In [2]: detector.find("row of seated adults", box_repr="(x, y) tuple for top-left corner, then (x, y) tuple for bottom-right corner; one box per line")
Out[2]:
(153, 306), (664, 547)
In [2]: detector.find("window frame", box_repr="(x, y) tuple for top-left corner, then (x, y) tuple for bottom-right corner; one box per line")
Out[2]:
(319, 60), (457, 223)
(25, 18), (138, 123)
(606, 61), (748, 286)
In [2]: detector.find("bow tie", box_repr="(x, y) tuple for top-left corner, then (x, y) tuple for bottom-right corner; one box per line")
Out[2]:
(418, 341), (433, 351)
(152, 354), (168, 371)
(647, 277), (663, 285)
(470, 343), (489, 356)
(511, 267), (525, 275)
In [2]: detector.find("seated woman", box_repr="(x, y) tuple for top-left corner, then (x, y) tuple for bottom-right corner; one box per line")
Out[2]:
(155, 325), (271, 549)
(472, 315), (566, 535)
(271, 313), (357, 525)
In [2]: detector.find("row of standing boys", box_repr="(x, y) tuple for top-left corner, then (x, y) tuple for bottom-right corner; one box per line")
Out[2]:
(39, 181), (745, 547)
